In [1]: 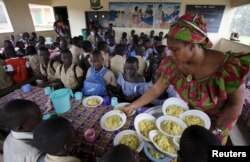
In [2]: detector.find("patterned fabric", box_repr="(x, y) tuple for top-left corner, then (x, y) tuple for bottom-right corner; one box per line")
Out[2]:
(159, 51), (250, 145)
(167, 13), (213, 48)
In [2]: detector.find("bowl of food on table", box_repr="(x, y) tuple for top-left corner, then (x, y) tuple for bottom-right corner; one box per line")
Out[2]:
(134, 113), (157, 141)
(114, 102), (136, 116)
(156, 116), (187, 138)
(143, 143), (172, 162)
(82, 96), (103, 107)
(113, 130), (144, 152)
(162, 97), (189, 117)
(179, 110), (211, 129)
(100, 110), (127, 131)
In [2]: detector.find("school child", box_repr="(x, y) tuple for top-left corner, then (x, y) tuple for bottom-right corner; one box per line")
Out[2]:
(110, 44), (126, 78)
(55, 50), (83, 91)
(117, 57), (145, 102)
(36, 36), (46, 49)
(100, 144), (137, 162)
(33, 117), (81, 162)
(97, 41), (110, 68)
(10, 35), (16, 47)
(4, 46), (30, 83)
(0, 58), (13, 90)
(0, 99), (42, 162)
(135, 45), (147, 76)
(26, 46), (40, 77)
(69, 36), (84, 65)
(16, 41), (26, 57)
(108, 36), (116, 56)
(84, 50), (116, 96)
(178, 125), (221, 162)
(79, 40), (93, 72)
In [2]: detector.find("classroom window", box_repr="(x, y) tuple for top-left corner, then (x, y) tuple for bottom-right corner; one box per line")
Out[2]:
(0, 0), (14, 33)
(229, 4), (250, 45)
(29, 4), (55, 31)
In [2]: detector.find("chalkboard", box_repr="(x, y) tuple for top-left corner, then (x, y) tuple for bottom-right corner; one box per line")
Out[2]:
(186, 5), (225, 33)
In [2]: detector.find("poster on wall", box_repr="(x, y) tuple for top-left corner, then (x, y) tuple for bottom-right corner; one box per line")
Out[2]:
(109, 2), (181, 29)
(186, 5), (225, 33)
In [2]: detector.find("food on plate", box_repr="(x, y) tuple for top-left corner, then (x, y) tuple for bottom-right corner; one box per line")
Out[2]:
(153, 133), (176, 154)
(183, 115), (205, 127)
(86, 98), (100, 106)
(138, 120), (156, 138)
(148, 148), (165, 159)
(166, 105), (184, 117)
(161, 120), (183, 136)
(119, 134), (139, 151)
(104, 115), (122, 129)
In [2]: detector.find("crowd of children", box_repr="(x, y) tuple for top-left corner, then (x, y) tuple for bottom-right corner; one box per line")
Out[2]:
(0, 29), (176, 101)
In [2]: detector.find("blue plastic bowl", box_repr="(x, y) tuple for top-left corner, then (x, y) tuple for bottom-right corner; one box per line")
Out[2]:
(143, 145), (172, 162)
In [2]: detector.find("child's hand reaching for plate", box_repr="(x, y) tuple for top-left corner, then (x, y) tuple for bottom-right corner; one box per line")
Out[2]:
(124, 105), (134, 115)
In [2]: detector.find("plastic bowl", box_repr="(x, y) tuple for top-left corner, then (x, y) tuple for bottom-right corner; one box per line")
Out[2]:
(162, 97), (189, 117)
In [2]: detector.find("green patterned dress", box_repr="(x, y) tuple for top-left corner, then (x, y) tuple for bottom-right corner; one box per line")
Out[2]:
(159, 51), (250, 145)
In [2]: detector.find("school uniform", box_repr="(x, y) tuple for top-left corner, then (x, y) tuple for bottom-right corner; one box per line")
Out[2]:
(0, 60), (13, 89)
(44, 154), (80, 162)
(4, 131), (41, 162)
(135, 55), (147, 76)
(69, 45), (84, 65)
(100, 51), (110, 68)
(56, 64), (83, 90)
(40, 60), (61, 80)
(86, 67), (117, 87)
(29, 54), (41, 76)
(110, 55), (125, 78)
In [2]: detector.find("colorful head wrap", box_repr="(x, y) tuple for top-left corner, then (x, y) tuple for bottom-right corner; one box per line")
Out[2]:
(167, 13), (213, 48)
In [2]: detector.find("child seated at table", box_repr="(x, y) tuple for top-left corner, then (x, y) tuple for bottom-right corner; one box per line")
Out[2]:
(178, 125), (221, 162)
(100, 144), (137, 162)
(38, 47), (61, 86)
(98, 41), (110, 68)
(4, 46), (31, 83)
(135, 45), (147, 76)
(16, 41), (26, 57)
(117, 57), (145, 102)
(33, 117), (81, 162)
(37, 36), (46, 49)
(56, 50), (83, 91)
(84, 50), (117, 96)
(0, 99), (42, 162)
(110, 44), (126, 78)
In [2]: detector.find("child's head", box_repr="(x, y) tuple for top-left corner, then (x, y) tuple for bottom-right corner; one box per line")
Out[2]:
(16, 41), (25, 49)
(135, 45), (145, 57)
(154, 36), (162, 46)
(114, 44), (125, 56)
(82, 40), (93, 53)
(72, 36), (82, 48)
(38, 36), (45, 44)
(10, 35), (15, 41)
(159, 31), (164, 38)
(91, 50), (104, 71)
(156, 45), (167, 57)
(0, 99), (42, 132)
(31, 32), (37, 38)
(33, 117), (75, 156)
(178, 125), (221, 162)
(125, 57), (139, 77)
(131, 30), (135, 36)
(109, 36), (116, 46)
(26, 46), (37, 56)
(22, 32), (30, 40)
(143, 39), (152, 48)
(59, 39), (68, 50)
(150, 30), (155, 37)
(4, 40), (13, 48)
(4, 46), (16, 58)
(38, 47), (50, 64)
(98, 41), (108, 53)
(61, 49), (73, 67)
(122, 32), (127, 39)
(100, 144), (137, 162)
(28, 38), (36, 47)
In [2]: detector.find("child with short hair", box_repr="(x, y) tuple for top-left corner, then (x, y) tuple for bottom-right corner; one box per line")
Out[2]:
(10, 35), (16, 47)
(69, 36), (84, 65)
(33, 117), (80, 162)
(100, 144), (137, 162)
(56, 50), (83, 91)
(26, 46), (41, 77)
(79, 40), (93, 71)
(110, 44), (126, 78)
(16, 41), (26, 57)
(108, 36), (116, 56)
(37, 36), (46, 49)
(178, 125), (221, 162)
(135, 45), (147, 76)
(97, 41), (110, 68)
(4, 46), (30, 83)
(117, 57), (145, 102)
(0, 99), (42, 162)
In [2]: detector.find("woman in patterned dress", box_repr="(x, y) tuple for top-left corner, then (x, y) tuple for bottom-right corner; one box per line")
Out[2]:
(124, 13), (250, 145)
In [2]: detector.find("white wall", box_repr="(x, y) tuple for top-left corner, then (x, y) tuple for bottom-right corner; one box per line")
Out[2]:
(51, 0), (236, 49)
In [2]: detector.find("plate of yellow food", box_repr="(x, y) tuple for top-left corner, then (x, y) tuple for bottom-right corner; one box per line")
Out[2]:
(156, 116), (187, 138)
(179, 110), (211, 129)
(82, 96), (103, 107)
(113, 130), (144, 152)
(134, 113), (157, 141)
(114, 103), (136, 116)
(149, 130), (177, 158)
(162, 97), (189, 117)
(100, 110), (127, 131)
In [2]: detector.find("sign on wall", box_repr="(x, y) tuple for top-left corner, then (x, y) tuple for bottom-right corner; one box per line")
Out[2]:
(109, 2), (181, 29)
(186, 5), (225, 33)
(90, 0), (103, 10)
